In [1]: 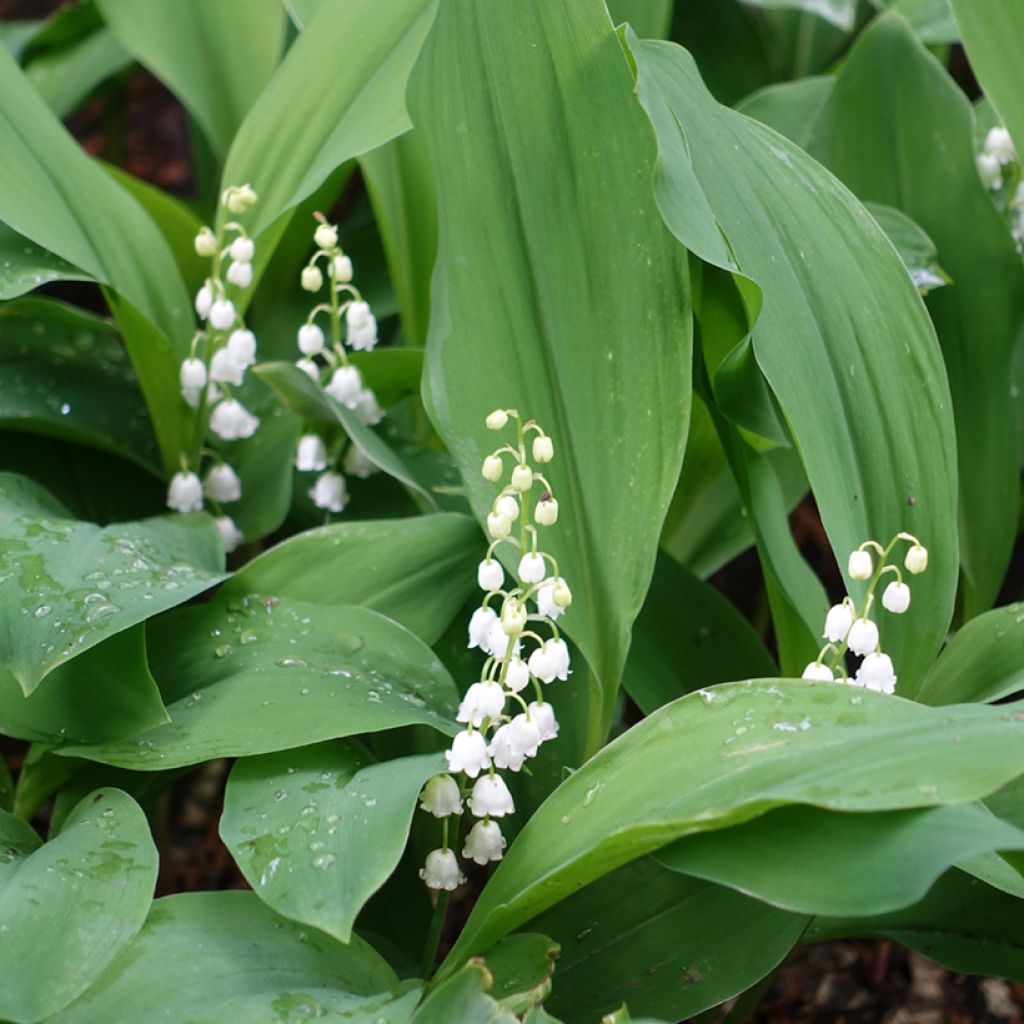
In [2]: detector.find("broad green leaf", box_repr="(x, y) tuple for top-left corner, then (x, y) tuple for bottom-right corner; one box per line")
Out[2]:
(481, 934), (559, 1015)
(410, 0), (692, 751)
(1, 21), (40, 59)
(411, 961), (517, 1024)
(0, 757), (12, 812)
(0, 807), (41, 881)
(221, 743), (441, 943)
(0, 223), (90, 299)
(736, 77), (834, 148)
(360, 132), (437, 348)
(949, 0), (1024, 156)
(96, 0), (285, 159)
(744, 0), (857, 30)
(808, 869), (1024, 983)
(869, 0), (958, 43)
(530, 858), (806, 1023)
(254, 361), (437, 508)
(0, 298), (159, 471)
(863, 203), (950, 294)
(917, 603), (1024, 705)
(439, 679), (1024, 974)
(657, 802), (1024, 916)
(0, 473), (225, 693)
(630, 35), (957, 688)
(25, 26), (129, 118)
(0, 46), (192, 469)
(61, 598), (458, 769)
(220, 514), (479, 645)
(0, 626), (167, 744)
(607, 0), (673, 38)
(51, 891), (420, 1024)
(223, 0), (439, 239)
(13, 744), (82, 821)
(623, 550), (774, 714)
(805, 14), (1023, 615)
(0, 788), (157, 1023)
(958, 850), (1024, 900)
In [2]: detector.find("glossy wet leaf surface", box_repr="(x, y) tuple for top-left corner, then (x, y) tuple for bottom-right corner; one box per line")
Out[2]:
(61, 597), (458, 769)
(0, 788), (158, 1023)
(221, 743), (441, 943)
(0, 473), (225, 694)
(0, 223), (90, 300)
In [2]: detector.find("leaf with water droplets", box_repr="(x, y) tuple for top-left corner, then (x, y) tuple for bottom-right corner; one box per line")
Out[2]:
(221, 742), (442, 942)
(0, 473), (225, 694)
(0, 223), (91, 301)
(0, 788), (158, 1022)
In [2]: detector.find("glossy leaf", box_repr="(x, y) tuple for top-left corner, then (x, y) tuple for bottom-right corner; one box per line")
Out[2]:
(61, 598), (458, 769)
(219, 514), (479, 645)
(51, 891), (420, 1024)
(0, 626), (167, 744)
(657, 802), (1024, 916)
(440, 679), (1024, 974)
(623, 550), (774, 714)
(863, 203), (950, 294)
(0, 223), (90, 299)
(743, 0), (857, 30)
(630, 35), (957, 689)
(0, 473), (225, 694)
(806, 14), (1024, 614)
(411, 961), (517, 1024)
(410, 0), (692, 749)
(481, 934), (559, 1015)
(531, 857), (806, 1023)
(0, 298), (159, 471)
(736, 77), (834, 148)
(0, 788), (157, 1023)
(606, 0), (673, 37)
(870, 0), (958, 44)
(917, 602), (1024, 705)
(221, 743), (441, 943)
(223, 0), (439, 238)
(96, 0), (285, 158)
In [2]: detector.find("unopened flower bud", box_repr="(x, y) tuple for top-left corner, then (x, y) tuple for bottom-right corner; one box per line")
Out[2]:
(195, 284), (213, 320)
(882, 581), (911, 614)
(802, 661), (835, 682)
(552, 580), (572, 608)
(298, 323), (325, 356)
(332, 254), (353, 282)
(518, 552), (545, 584)
(495, 494), (518, 520)
(487, 512), (512, 540)
(823, 602), (854, 643)
(478, 558), (504, 592)
(194, 227), (217, 257)
(905, 544), (928, 575)
(229, 236), (254, 263)
(501, 599), (527, 636)
(505, 656), (530, 693)
(848, 549), (873, 580)
(511, 463), (533, 492)
(314, 222), (338, 250)
(301, 265), (323, 292)
(532, 435), (553, 463)
(535, 497), (558, 526)
(209, 298), (236, 332)
(486, 409), (508, 430)
(226, 184), (257, 214)
(482, 455), (503, 482)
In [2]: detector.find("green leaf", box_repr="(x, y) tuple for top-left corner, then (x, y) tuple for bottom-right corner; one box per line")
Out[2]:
(949, 0), (1024, 156)
(808, 869), (1024, 984)
(0, 788), (158, 1023)
(0, 756), (12, 812)
(743, 0), (857, 30)
(863, 203), (950, 294)
(0, 45), (193, 470)
(657, 802), (1024, 916)
(736, 77), (835, 148)
(0, 626), (167, 744)
(0, 298), (160, 471)
(917, 602), (1024, 705)
(805, 13), (1023, 614)
(439, 679), (1024, 975)
(530, 857), (806, 1023)
(869, 0), (958, 44)
(61, 598), (458, 770)
(623, 550), (775, 714)
(0, 223), (90, 299)
(96, 0), (285, 158)
(606, 0), (674, 38)
(0, 806), (42, 879)
(412, 961), (517, 1024)
(630, 35), (957, 689)
(51, 890), (420, 1024)
(223, 0), (439, 239)
(410, 0), (692, 751)
(219, 513), (479, 645)
(0, 473), (225, 694)
(221, 743), (441, 943)
(481, 934), (559, 1015)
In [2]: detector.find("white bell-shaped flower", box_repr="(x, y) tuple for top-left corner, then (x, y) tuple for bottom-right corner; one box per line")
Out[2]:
(227, 329), (257, 367)
(504, 656), (530, 693)
(985, 126), (1016, 163)
(325, 365), (362, 407)
(445, 729), (490, 778)
(203, 463), (241, 502)
(295, 434), (328, 472)
(905, 544), (928, 575)
(881, 581), (911, 614)
(532, 435), (553, 463)
(298, 323), (325, 357)
(547, 638), (571, 680)
(486, 409), (508, 431)
(488, 724), (527, 771)
(229, 236), (254, 263)
(346, 299), (372, 330)
(353, 388), (383, 425)
(495, 494), (518, 520)
(209, 399), (259, 440)
(419, 774), (463, 818)
(855, 652), (897, 695)
(348, 313), (378, 352)
(977, 152), (1003, 190)
(226, 261), (253, 289)
(309, 470), (348, 513)
(846, 617), (879, 657)
(482, 455), (503, 482)
(485, 618), (516, 660)
(301, 265), (323, 292)
(535, 497), (558, 526)
(167, 471), (203, 513)
(507, 713), (541, 759)
(342, 444), (377, 479)
(469, 774), (515, 818)
(478, 558), (504, 592)
(209, 298), (236, 332)
(215, 515), (244, 553)
(518, 552), (545, 584)
(848, 549), (873, 580)
(528, 700), (559, 742)
(179, 357), (207, 406)
(314, 222), (338, 250)
(456, 680), (505, 727)
(528, 643), (556, 683)
(801, 661), (835, 682)
(487, 512), (512, 540)
(511, 463), (533, 492)
(535, 579), (565, 621)
(296, 358), (321, 382)
(419, 848), (464, 891)
(462, 819), (505, 865)
(209, 346), (246, 386)
(467, 607), (498, 650)
(195, 284), (213, 320)
(332, 255), (353, 283)
(823, 602), (854, 643)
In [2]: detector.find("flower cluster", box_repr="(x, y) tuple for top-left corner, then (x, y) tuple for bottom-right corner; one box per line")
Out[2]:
(166, 183), (261, 552)
(417, 410), (570, 891)
(801, 532), (929, 694)
(291, 216), (383, 515)
(977, 126), (1024, 251)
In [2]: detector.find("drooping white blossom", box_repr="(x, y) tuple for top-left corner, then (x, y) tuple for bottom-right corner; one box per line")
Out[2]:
(468, 774), (515, 818)
(445, 729), (490, 778)
(203, 463), (242, 503)
(848, 549), (873, 580)
(419, 774), (463, 818)
(456, 680), (505, 727)
(846, 617), (879, 658)
(209, 399), (259, 440)
(802, 661), (835, 682)
(823, 602), (854, 643)
(419, 848), (464, 891)
(855, 652), (897, 695)
(295, 434), (328, 472)
(215, 515), (244, 553)
(167, 471), (203, 513)
(881, 581), (911, 614)
(309, 470), (347, 513)
(463, 819), (505, 865)
(478, 558), (505, 592)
